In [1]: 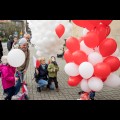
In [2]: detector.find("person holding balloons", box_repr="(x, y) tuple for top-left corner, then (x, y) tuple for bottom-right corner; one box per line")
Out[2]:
(13, 38), (30, 99)
(0, 56), (16, 100)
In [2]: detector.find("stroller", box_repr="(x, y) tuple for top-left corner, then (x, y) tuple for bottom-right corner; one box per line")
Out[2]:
(18, 81), (29, 100)
(13, 71), (29, 100)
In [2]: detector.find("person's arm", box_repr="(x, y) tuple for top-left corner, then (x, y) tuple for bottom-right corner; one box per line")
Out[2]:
(24, 49), (30, 73)
(55, 65), (59, 72)
(47, 64), (54, 72)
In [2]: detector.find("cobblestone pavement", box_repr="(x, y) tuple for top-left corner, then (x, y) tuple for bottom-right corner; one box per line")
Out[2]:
(0, 43), (120, 100)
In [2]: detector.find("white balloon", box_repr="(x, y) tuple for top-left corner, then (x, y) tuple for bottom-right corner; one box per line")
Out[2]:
(88, 77), (103, 91)
(80, 79), (91, 92)
(36, 50), (41, 56)
(80, 41), (94, 55)
(34, 45), (40, 50)
(104, 73), (120, 88)
(94, 46), (100, 53)
(88, 52), (103, 66)
(64, 62), (79, 76)
(7, 49), (25, 67)
(29, 20), (72, 58)
(79, 62), (94, 79)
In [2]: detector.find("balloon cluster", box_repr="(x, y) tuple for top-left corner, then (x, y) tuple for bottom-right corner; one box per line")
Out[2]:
(64, 20), (120, 92)
(28, 20), (72, 58)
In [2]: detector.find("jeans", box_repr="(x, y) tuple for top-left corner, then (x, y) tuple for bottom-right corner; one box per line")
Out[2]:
(14, 71), (24, 95)
(4, 86), (15, 100)
(38, 79), (48, 89)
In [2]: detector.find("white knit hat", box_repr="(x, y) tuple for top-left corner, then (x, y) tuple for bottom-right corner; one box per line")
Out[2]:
(19, 38), (27, 45)
(1, 56), (8, 64)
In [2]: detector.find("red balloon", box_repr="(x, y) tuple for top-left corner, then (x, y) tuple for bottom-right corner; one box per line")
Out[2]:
(89, 20), (101, 27)
(104, 56), (120, 72)
(72, 20), (90, 28)
(36, 60), (41, 68)
(102, 78), (107, 82)
(66, 37), (80, 53)
(100, 20), (112, 26)
(72, 50), (88, 65)
(94, 23), (108, 43)
(72, 20), (94, 30)
(94, 62), (111, 79)
(99, 38), (117, 57)
(64, 49), (73, 63)
(84, 31), (99, 48)
(68, 75), (83, 86)
(55, 24), (65, 38)
(106, 26), (111, 36)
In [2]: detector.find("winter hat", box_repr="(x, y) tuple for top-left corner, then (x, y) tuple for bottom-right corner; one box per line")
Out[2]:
(1, 56), (8, 64)
(19, 38), (27, 45)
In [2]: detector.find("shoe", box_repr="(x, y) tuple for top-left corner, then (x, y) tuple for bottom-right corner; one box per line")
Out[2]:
(17, 92), (22, 97)
(56, 88), (59, 92)
(37, 87), (41, 92)
(90, 98), (94, 100)
(12, 95), (20, 100)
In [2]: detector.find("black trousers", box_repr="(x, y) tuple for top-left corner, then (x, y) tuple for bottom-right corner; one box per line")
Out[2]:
(0, 52), (3, 62)
(4, 86), (15, 100)
(48, 77), (58, 89)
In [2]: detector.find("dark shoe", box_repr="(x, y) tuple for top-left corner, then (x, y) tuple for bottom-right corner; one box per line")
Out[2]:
(24, 94), (29, 100)
(37, 87), (41, 92)
(90, 98), (94, 100)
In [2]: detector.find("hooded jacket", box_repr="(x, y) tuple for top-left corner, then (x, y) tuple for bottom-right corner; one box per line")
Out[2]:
(0, 64), (16, 89)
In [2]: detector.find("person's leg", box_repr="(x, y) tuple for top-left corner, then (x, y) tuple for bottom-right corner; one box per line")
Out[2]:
(53, 77), (59, 92)
(53, 77), (58, 88)
(47, 77), (53, 89)
(89, 91), (95, 100)
(20, 71), (24, 85)
(38, 79), (48, 89)
(14, 78), (21, 95)
(5, 86), (15, 100)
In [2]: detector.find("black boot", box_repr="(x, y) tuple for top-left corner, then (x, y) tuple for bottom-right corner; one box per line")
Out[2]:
(37, 87), (41, 92)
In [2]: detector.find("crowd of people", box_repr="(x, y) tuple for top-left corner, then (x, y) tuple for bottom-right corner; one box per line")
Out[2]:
(0, 33), (96, 100)
(0, 33), (61, 100)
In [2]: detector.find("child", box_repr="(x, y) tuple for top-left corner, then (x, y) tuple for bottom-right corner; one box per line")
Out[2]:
(0, 56), (16, 100)
(12, 37), (19, 49)
(77, 92), (90, 100)
(47, 56), (59, 92)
